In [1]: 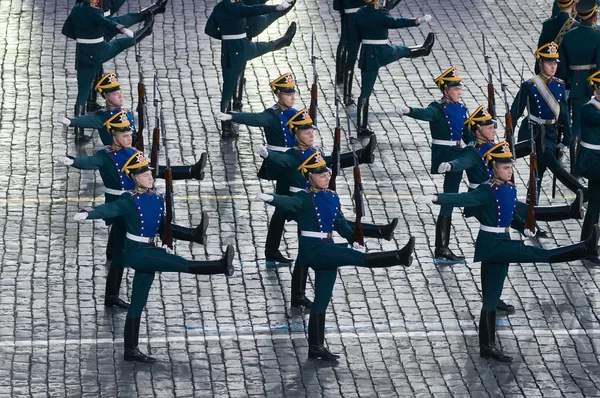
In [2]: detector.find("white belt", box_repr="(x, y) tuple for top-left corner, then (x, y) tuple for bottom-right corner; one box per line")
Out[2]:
(300, 231), (333, 239)
(222, 33), (247, 40)
(344, 7), (360, 13)
(570, 64), (596, 71)
(362, 39), (387, 45)
(529, 115), (555, 125)
(289, 187), (303, 193)
(480, 225), (510, 234)
(126, 232), (156, 243)
(581, 141), (600, 150)
(267, 144), (289, 152)
(468, 183), (480, 190)
(77, 37), (104, 44)
(104, 187), (126, 196)
(432, 139), (461, 147)
(104, 10), (111, 17)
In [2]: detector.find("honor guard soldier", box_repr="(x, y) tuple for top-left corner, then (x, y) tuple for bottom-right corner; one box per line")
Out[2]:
(345, 0), (434, 136)
(400, 67), (475, 264)
(417, 142), (600, 362)
(333, 0), (366, 84)
(536, 0), (578, 74)
(512, 42), (588, 201)
(204, 0), (297, 138)
(254, 155), (415, 362)
(577, 70), (600, 264)
(73, 152), (235, 363)
(55, 112), (209, 308)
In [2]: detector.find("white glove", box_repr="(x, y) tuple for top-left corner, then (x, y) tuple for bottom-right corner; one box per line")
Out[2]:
(73, 212), (89, 221)
(556, 143), (566, 150)
(55, 156), (74, 166)
(524, 228), (537, 237)
(276, 0), (293, 11)
(254, 193), (274, 203)
(396, 106), (410, 115)
(437, 162), (452, 174)
(352, 242), (365, 251)
(255, 145), (269, 159)
(417, 15), (432, 24)
(57, 117), (71, 126)
(122, 28), (134, 38)
(214, 111), (233, 121)
(415, 194), (437, 206)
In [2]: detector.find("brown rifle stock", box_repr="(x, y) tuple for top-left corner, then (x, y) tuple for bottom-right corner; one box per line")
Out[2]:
(352, 167), (364, 245)
(487, 83), (496, 120)
(136, 82), (146, 151)
(163, 168), (174, 249)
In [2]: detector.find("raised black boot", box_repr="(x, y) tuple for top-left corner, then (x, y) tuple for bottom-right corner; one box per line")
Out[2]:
(265, 214), (293, 265)
(364, 237), (415, 267)
(188, 245), (235, 276)
(361, 218), (398, 241)
(134, 15), (154, 44)
(158, 153), (207, 181)
(168, 212), (209, 245)
(291, 266), (313, 308)
(343, 67), (355, 106)
(533, 189), (584, 222)
(408, 32), (435, 58)
(514, 139), (532, 159)
(479, 310), (512, 362)
(272, 22), (297, 50)
(104, 262), (129, 309)
(551, 165), (588, 202)
(547, 224), (599, 263)
(140, 0), (168, 16)
(434, 216), (465, 264)
(124, 317), (156, 363)
(308, 312), (339, 361)
(337, 135), (377, 168)
(105, 225), (115, 265)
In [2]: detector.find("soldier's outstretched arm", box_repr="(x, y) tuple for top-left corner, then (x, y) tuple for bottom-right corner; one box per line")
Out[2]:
(71, 152), (107, 171)
(78, 195), (133, 221)
(91, 10), (122, 33)
(67, 113), (105, 129)
(447, 149), (477, 173)
(239, 3), (280, 18)
(231, 109), (274, 128)
(435, 188), (489, 208)
(258, 193), (305, 213)
(262, 149), (297, 169)
(405, 103), (439, 122)
(380, 13), (419, 29)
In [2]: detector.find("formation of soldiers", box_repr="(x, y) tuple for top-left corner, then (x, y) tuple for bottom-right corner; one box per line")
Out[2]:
(52, 0), (600, 366)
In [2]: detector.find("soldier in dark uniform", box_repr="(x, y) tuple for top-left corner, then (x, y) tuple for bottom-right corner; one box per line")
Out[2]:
(254, 155), (415, 361)
(345, 0), (434, 135)
(417, 142), (600, 362)
(333, 0), (365, 85)
(537, 0), (578, 74)
(400, 67), (475, 264)
(73, 152), (235, 363)
(255, 109), (394, 307)
(577, 70), (600, 264)
(204, 0), (297, 138)
(513, 42), (588, 201)
(61, 0), (154, 141)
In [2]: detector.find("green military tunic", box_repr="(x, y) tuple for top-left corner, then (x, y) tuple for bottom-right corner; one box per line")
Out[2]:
(536, 10), (578, 74)
(578, 99), (600, 236)
(69, 107), (137, 145)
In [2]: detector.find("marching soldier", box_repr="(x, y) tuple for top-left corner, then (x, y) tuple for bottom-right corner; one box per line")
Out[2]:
(345, 0), (434, 135)
(55, 112), (209, 308)
(254, 155), (415, 362)
(61, 0), (154, 141)
(255, 109), (392, 307)
(399, 67), (475, 264)
(333, 0), (366, 85)
(512, 42), (588, 201)
(73, 152), (235, 363)
(416, 142), (600, 362)
(536, 0), (578, 74)
(204, 0), (297, 138)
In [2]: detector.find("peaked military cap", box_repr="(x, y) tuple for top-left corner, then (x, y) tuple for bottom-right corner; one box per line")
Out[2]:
(94, 72), (121, 95)
(286, 109), (315, 132)
(298, 150), (328, 178)
(270, 72), (296, 94)
(557, 0), (575, 8)
(122, 151), (153, 178)
(589, 70), (600, 87)
(465, 105), (495, 129)
(483, 141), (513, 168)
(535, 42), (560, 60)
(104, 110), (131, 134)
(434, 67), (462, 89)
(577, 0), (598, 19)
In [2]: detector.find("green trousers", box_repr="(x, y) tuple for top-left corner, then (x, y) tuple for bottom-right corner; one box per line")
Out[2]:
(105, 13), (144, 41)
(359, 45), (410, 99)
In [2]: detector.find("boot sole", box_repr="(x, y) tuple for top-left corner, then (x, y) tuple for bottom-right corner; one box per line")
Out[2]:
(196, 211), (209, 245)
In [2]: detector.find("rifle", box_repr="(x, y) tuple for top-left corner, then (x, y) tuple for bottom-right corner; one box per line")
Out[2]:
(483, 33), (496, 127)
(525, 96), (538, 233)
(135, 45), (147, 151)
(159, 98), (174, 249)
(309, 32), (319, 127)
(552, 123), (563, 198)
(498, 59), (515, 162)
(329, 88), (341, 191)
(349, 115), (365, 246)
(150, 74), (160, 177)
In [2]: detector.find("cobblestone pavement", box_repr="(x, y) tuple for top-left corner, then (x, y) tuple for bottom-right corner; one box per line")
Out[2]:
(1, 0), (600, 397)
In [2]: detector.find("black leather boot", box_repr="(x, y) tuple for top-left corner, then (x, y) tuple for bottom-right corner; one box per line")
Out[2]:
(335, 43), (346, 85)
(104, 262), (129, 309)
(168, 212), (208, 245)
(124, 317), (156, 363)
(581, 212), (600, 264)
(356, 98), (374, 137)
(570, 136), (579, 177)
(291, 266), (313, 308)
(343, 67), (354, 106)
(74, 104), (92, 143)
(361, 218), (398, 241)
(337, 135), (377, 168)
(408, 32), (435, 58)
(188, 245), (234, 276)
(265, 214), (293, 265)
(140, 0), (168, 16)
(308, 313), (339, 361)
(221, 102), (237, 139)
(272, 22), (297, 50)
(547, 224), (599, 263)
(159, 153), (207, 181)
(87, 70), (103, 113)
(514, 139), (532, 159)
(551, 165), (588, 201)
(479, 310), (512, 362)
(134, 15), (154, 44)
(106, 225), (115, 264)
(364, 237), (414, 267)
(434, 216), (465, 264)
(232, 72), (245, 112)
(533, 189), (584, 221)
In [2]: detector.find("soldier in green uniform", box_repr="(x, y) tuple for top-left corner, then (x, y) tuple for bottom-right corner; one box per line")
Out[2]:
(513, 42), (588, 201)
(558, 0), (600, 172)
(255, 108), (395, 307)
(55, 111), (209, 309)
(61, 0), (154, 141)
(577, 70), (600, 264)
(345, 0), (434, 135)
(254, 155), (415, 361)
(73, 152), (235, 363)
(400, 67), (475, 264)
(204, 0), (297, 138)
(416, 142), (600, 362)
(537, 0), (578, 75)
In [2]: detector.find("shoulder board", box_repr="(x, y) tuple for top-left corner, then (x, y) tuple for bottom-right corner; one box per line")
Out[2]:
(127, 190), (137, 196)
(484, 179), (495, 187)
(526, 78), (535, 86)
(99, 107), (109, 113)
(435, 99), (443, 105)
(468, 141), (477, 148)
(270, 103), (281, 111)
(103, 145), (115, 153)
(552, 77), (565, 85)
